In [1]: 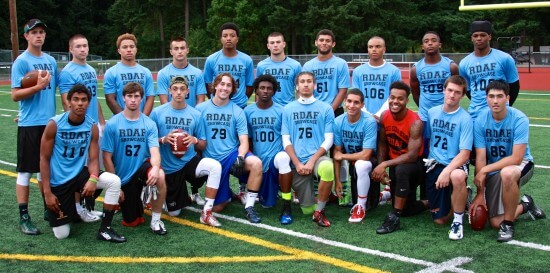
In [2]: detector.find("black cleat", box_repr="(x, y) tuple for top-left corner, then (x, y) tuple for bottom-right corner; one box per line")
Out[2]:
(521, 194), (546, 220)
(19, 214), (41, 235)
(244, 207), (261, 223)
(376, 212), (400, 234)
(97, 226), (126, 243)
(497, 222), (514, 242)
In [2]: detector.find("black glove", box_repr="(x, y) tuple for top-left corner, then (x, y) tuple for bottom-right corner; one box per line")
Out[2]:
(231, 156), (245, 177)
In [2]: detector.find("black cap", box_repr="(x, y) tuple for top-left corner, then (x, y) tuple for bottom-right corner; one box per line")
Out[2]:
(470, 21), (492, 35)
(24, 19), (47, 34)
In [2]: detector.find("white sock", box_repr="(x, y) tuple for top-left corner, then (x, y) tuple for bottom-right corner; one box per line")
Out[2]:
(245, 192), (257, 208)
(204, 198), (215, 212)
(151, 212), (161, 223)
(75, 203), (84, 213)
(357, 195), (367, 209)
(453, 212), (464, 223)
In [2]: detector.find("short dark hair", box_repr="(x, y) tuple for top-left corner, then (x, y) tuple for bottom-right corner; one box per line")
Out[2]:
(122, 82), (144, 98)
(295, 71), (316, 84)
(67, 83), (91, 101)
(220, 22), (239, 37)
(268, 32), (284, 41)
(423, 31), (441, 41)
(390, 81), (411, 96)
(486, 80), (509, 96)
(443, 75), (467, 94)
(69, 34), (87, 47)
(253, 74), (279, 93)
(346, 88), (364, 103)
(316, 29), (335, 41)
(170, 36), (187, 47)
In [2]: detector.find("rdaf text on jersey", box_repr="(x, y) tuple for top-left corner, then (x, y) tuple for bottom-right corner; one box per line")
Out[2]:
(263, 68), (292, 80)
(485, 128), (512, 143)
(362, 73), (389, 85)
(293, 111), (320, 124)
(60, 131), (91, 144)
(120, 72), (146, 85)
(312, 68), (335, 80)
(468, 63), (497, 83)
(164, 116), (193, 131)
(80, 71), (97, 87)
(218, 64), (245, 74)
(418, 71), (450, 83)
(432, 119), (457, 137)
(206, 113), (232, 126)
(251, 116), (277, 129)
(119, 128), (146, 142)
(33, 63), (54, 71)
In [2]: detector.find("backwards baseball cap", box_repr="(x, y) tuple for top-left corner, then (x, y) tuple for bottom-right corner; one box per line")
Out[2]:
(170, 76), (188, 87)
(470, 20), (492, 35)
(24, 19), (47, 34)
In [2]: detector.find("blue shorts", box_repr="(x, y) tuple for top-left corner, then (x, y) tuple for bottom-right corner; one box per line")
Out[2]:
(259, 157), (279, 208)
(426, 163), (468, 220)
(214, 149), (253, 205)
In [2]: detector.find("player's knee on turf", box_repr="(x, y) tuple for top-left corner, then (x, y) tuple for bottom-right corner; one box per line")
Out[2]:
(317, 160), (334, 182)
(100, 172), (121, 205)
(52, 224), (70, 240)
(274, 152), (291, 174)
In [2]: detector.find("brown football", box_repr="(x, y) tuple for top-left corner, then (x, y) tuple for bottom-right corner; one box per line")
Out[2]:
(171, 132), (188, 158)
(469, 205), (488, 231)
(21, 70), (48, 88)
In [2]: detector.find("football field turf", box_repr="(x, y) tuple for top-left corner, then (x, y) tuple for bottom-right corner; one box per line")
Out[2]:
(0, 83), (548, 273)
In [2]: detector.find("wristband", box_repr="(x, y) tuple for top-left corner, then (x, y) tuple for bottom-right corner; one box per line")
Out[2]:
(88, 177), (98, 184)
(90, 174), (99, 179)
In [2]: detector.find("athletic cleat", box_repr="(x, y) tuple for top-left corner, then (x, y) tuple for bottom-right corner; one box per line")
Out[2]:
(78, 209), (101, 223)
(497, 222), (514, 242)
(191, 193), (206, 206)
(521, 194), (546, 220)
(150, 219), (168, 235)
(379, 190), (392, 206)
(465, 186), (473, 212)
(349, 204), (366, 223)
(244, 206), (261, 223)
(292, 192), (300, 204)
(19, 214), (41, 235)
(89, 210), (103, 217)
(97, 226), (126, 243)
(237, 191), (247, 206)
(376, 212), (400, 234)
(448, 222), (464, 240)
(339, 194), (352, 207)
(200, 210), (221, 227)
(312, 210), (331, 227)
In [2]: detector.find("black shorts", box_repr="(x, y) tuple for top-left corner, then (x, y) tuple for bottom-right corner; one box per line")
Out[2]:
(48, 167), (89, 227)
(120, 161), (152, 223)
(17, 125), (46, 173)
(165, 156), (207, 212)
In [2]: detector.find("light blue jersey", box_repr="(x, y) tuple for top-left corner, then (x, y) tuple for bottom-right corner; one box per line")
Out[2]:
(156, 63), (207, 107)
(333, 112), (377, 154)
(150, 103), (205, 174)
(203, 50), (254, 108)
(196, 100), (247, 161)
(427, 106), (473, 166)
(282, 100), (334, 164)
(459, 49), (519, 119)
(351, 61), (401, 114)
(103, 62), (155, 112)
(474, 107), (533, 169)
(302, 56), (350, 105)
(101, 113), (158, 185)
(11, 50), (58, 126)
(414, 56), (454, 121)
(49, 112), (94, 187)
(244, 102), (284, 172)
(256, 57), (302, 106)
(59, 62), (99, 122)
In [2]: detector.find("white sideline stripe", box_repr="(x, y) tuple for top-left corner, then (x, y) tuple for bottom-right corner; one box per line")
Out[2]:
(0, 108), (19, 112)
(185, 207), (473, 273)
(530, 124), (550, 128)
(519, 93), (550, 96)
(535, 165), (550, 169)
(507, 240), (550, 251)
(0, 160), (16, 167)
(415, 257), (474, 273)
(0, 114), (11, 117)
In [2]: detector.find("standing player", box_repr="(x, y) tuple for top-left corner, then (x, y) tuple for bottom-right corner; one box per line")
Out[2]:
(196, 73), (263, 223)
(410, 31), (459, 157)
(424, 75), (472, 240)
(150, 76), (222, 227)
(256, 32), (302, 106)
(459, 20), (520, 119)
(102, 82), (168, 235)
(104, 33), (155, 115)
(244, 75), (293, 224)
(11, 19), (58, 235)
(333, 88), (379, 223)
(282, 72), (335, 227)
(59, 33), (106, 222)
(470, 80), (544, 242)
(351, 36), (401, 118)
(157, 37), (207, 107)
(40, 84), (125, 242)
(372, 81), (428, 234)
(203, 23), (254, 109)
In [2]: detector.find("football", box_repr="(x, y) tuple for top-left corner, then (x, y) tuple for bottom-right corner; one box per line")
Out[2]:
(21, 70), (48, 88)
(171, 132), (188, 158)
(469, 205), (488, 231)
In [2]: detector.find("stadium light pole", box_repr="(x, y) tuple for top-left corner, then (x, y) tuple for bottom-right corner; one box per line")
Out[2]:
(9, 0), (19, 62)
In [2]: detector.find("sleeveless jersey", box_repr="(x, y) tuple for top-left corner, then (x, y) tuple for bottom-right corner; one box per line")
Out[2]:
(156, 63), (207, 107)
(11, 50), (58, 126)
(381, 109), (423, 160)
(351, 61), (401, 114)
(59, 61), (99, 122)
(427, 106), (473, 165)
(302, 56), (350, 105)
(414, 56), (454, 121)
(103, 62), (155, 112)
(256, 57), (302, 106)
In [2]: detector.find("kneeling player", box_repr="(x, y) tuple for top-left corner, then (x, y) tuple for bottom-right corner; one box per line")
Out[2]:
(245, 75), (293, 224)
(102, 83), (168, 235)
(425, 75), (472, 240)
(151, 76), (222, 226)
(40, 84), (125, 242)
(333, 88), (379, 223)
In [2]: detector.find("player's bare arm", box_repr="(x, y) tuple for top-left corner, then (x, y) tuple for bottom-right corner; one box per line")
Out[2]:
(331, 88), (347, 111)
(81, 125), (99, 197)
(147, 147), (162, 185)
(410, 66), (420, 106)
(105, 93), (122, 114)
(11, 71), (51, 102)
(39, 120), (61, 214)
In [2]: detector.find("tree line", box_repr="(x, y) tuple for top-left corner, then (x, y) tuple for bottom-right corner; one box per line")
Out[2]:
(1, 0), (549, 59)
